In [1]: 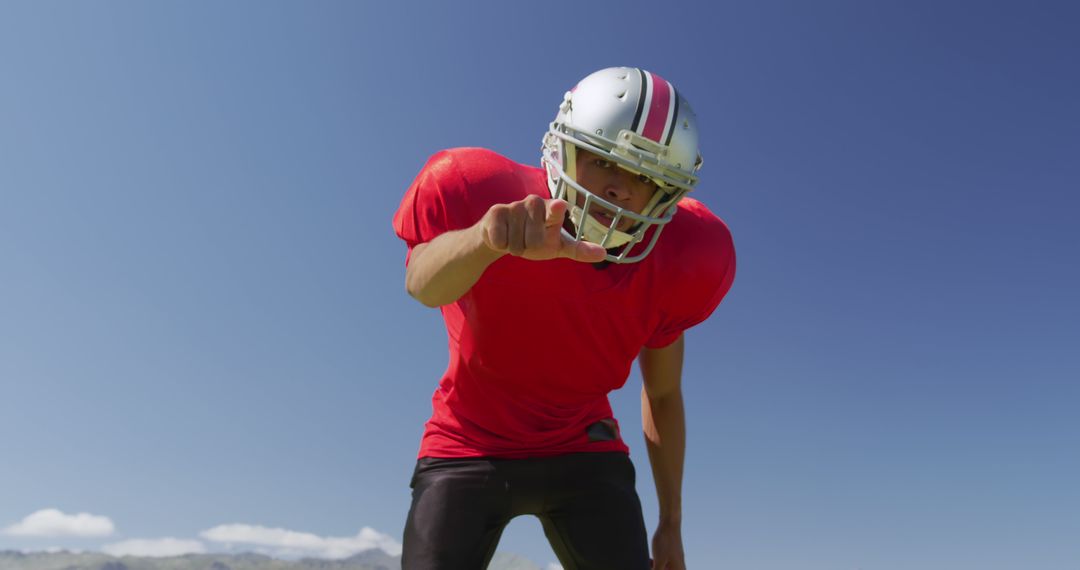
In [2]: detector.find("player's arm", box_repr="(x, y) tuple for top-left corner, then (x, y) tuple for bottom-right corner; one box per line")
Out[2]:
(405, 196), (605, 307)
(640, 333), (687, 570)
(404, 223), (503, 308)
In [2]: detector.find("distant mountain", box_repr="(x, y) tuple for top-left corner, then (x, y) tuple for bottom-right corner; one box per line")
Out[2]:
(0, 550), (545, 570)
(486, 552), (543, 570)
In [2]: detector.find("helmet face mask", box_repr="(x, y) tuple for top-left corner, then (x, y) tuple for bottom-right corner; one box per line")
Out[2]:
(541, 67), (703, 264)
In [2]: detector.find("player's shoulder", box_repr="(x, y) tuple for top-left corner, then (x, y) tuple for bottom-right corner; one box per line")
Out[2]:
(644, 196), (736, 300)
(421, 147), (535, 184)
(662, 197), (735, 260)
(419, 148), (543, 209)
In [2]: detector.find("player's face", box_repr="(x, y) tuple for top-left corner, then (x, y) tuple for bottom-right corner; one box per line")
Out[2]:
(575, 149), (660, 232)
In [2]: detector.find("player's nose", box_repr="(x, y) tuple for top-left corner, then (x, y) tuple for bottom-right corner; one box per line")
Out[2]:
(603, 172), (632, 203)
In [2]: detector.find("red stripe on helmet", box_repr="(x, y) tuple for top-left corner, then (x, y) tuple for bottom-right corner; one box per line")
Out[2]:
(641, 72), (673, 143)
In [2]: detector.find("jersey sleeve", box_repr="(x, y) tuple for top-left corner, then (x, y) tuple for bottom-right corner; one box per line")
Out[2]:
(392, 150), (478, 258)
(644, 215), (737, 349)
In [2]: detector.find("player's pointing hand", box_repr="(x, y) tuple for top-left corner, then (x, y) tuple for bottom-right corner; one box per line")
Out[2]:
(480, 196), (607, 263)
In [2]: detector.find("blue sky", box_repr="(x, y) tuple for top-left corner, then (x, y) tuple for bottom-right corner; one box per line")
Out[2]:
(1, 1), (1078, 568)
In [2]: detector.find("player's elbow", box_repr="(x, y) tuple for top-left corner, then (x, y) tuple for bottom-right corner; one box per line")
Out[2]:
(408, 289), (444, 309)
(405, 272), (444, 308)
(642, 382), (682, 405)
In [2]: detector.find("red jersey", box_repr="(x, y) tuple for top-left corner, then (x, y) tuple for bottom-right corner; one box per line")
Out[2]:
(393, 148), (736, 459)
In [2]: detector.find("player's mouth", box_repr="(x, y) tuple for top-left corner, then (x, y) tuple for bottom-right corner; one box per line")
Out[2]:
(590, 210), (615, 226)
(588, 209), (633, 232)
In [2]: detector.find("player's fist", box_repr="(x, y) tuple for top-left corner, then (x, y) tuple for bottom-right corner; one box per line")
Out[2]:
(479, 196), (606, 262)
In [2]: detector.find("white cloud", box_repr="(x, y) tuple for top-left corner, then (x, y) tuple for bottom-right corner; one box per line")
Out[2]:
(200, 523), (402, 558)
(102, 538), (206, 558)
(2, 509), (115, 538)
(546, 564), (565, 570)
(18, 547), (83, 554)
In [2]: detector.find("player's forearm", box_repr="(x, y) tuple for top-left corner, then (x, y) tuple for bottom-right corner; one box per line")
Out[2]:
(642, 388), (686, 524)
(405, 223), (505, 307)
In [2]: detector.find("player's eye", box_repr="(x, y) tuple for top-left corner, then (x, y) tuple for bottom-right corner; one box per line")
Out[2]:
(593, 159), (613, 169)
(638, 174), (652, 185)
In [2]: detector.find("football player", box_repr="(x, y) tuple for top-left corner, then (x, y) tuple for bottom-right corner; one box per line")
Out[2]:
(393, 67), (736, 570)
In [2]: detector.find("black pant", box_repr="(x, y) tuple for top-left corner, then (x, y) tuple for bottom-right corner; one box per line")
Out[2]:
(402, 452), (650, 570)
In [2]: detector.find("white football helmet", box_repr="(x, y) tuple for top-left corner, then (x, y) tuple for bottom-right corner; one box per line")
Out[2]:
(542, 67), (703, 263)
